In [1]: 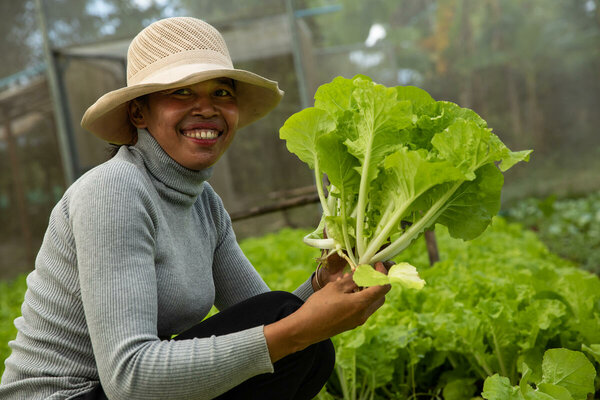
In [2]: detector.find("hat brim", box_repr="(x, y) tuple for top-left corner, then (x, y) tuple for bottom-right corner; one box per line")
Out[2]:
(81, 67), (284, 144)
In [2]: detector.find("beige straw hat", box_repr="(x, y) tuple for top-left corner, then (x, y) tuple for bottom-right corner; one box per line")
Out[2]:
(81, 17), (284, 144)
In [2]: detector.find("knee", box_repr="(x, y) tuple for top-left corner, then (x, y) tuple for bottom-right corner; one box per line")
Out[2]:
(318, 339), (336, 376)
(270, 291), (304, 319)
(250, 291), (304, 322)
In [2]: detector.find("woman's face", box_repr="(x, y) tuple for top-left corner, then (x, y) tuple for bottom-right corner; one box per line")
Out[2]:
(129, 78), (239, 170)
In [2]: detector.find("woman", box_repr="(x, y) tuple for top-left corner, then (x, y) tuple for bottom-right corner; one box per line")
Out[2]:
(0, 17), (390, 400)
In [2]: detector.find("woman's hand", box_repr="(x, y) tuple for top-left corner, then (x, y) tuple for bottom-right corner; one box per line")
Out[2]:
(312, 251), (394, 290)
(265, 262), (391, 362)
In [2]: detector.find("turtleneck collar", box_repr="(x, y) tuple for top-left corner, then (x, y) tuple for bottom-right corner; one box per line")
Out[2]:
(129, 129), (213, 205)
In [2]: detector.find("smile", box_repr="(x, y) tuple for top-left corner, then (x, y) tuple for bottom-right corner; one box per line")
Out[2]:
(181, 129), (221, 140)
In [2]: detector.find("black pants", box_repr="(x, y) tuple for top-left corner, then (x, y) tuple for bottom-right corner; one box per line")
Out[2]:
(84, 291), (335, 400)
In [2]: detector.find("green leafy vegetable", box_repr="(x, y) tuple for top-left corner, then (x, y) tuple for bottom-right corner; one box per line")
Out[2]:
(279, 75), (531, 286)
(354, 262), (426, 289)
(482, 349), (596, 400)
(234, 219), (600, 398)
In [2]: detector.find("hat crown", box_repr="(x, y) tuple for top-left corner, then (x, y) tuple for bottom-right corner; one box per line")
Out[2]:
(127, 17), (232, 84)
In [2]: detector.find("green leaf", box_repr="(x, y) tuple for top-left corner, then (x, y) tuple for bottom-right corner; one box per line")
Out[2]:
(388, 262), (426, 289)
(395, 85), (435, 111)
(431, 119), (505, 180)
(581, 343), (600, 364)
(482, 374), (525, 400)
(383, 148), (465, 207)
(353, 264), (390, 286)
(345, 79), (410, 182)
(499, 149), (533, 171)
(520, 362), (534, 391)
(317, 132), (361, 196)
(324, 216), (355, 251)
(540, 348), (596, 400)
(518, 363), (559, 400)
(536, 384), (574, 400)
(434, 163), (504, 240)
(353, 263), (426, 289)
(442, 378), (478, 400)
(314, 75), (369, 115)
(279, 107), (336, 169)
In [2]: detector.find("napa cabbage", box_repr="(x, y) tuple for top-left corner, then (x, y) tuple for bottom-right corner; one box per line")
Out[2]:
(279, 75), (531, 287)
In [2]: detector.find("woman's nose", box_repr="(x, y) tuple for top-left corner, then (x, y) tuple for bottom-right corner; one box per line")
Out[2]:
(191, 94), (218, 117)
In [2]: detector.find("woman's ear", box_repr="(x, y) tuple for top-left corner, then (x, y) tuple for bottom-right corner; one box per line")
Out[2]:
(128, 99), (147, 128)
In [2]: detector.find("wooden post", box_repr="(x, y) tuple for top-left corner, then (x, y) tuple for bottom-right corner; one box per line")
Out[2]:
(424, 230), (440, 266)
(2, 108), (35, 266)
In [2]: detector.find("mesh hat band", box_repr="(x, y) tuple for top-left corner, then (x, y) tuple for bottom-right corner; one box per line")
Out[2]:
(129, 49), (233, 85)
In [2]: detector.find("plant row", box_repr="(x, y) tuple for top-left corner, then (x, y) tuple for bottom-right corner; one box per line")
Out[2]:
(1, 217), (598, 398)
(240, 219), (600, 399)
(504, 191), (600, 275)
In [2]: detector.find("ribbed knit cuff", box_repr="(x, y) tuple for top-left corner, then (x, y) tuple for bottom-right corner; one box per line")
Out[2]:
(292, 276), (315, 302)
(205, 325), (275, 381)
(237, 325), (274, 375)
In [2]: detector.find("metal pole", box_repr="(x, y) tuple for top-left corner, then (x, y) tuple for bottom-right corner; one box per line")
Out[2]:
(285, 0), (310, 109)
(34, 0), (77, 184)
(2, 108), (35, 266)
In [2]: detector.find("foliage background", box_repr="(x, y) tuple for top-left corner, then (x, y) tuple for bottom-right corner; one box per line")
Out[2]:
(0, 0), (599, 279)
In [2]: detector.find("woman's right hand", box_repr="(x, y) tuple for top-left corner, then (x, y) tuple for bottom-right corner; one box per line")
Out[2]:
(263, 262), (390, 362)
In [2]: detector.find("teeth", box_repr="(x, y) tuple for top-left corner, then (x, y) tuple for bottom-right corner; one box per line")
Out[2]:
(182, 129), (219, 139)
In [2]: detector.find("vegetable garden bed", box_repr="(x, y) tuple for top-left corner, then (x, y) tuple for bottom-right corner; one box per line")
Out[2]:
(1, 220), (598, 398)
(504, 192), (600, 276)
(240, 218), (600, 399)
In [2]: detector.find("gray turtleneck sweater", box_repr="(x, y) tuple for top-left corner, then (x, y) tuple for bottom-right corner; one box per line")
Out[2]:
(0, 131), (315, 400)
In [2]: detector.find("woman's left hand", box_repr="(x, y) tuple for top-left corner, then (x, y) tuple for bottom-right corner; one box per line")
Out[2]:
(313, 251), (394, 290)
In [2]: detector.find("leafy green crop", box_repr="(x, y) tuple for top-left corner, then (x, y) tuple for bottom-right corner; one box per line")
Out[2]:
(328, 218), (600, 399)
(279, 75), (531, 285)
(238, 221), (600, 399)
(482, 348), (596, 400)
(0, 274), (27, 377)
(504, 192), (600, 274)
(3, 222), (598, 398)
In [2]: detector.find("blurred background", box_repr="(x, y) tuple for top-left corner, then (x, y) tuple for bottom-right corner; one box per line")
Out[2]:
(1, 0), (599, 280)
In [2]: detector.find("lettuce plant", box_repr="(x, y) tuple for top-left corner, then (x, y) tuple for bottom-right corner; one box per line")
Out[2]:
(279, 75), (531, 285)
(482, 348), (596, 400)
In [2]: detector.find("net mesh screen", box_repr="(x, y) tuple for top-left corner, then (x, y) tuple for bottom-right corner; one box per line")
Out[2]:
(127, 17), (230, 80)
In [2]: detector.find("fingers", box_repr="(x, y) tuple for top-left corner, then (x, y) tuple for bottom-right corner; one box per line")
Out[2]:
(326, 252), (349, 273)
(354, 283), (388, 325)
(352, 275), (390, 302)
(374, 261), (389, 275)
(382, 260), (395, 271)
(365, 293), (386, 317)
(333, 273), (359, 293)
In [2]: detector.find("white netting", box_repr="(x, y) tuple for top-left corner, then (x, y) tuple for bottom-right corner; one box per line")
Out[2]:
(127, 17), (231, 80)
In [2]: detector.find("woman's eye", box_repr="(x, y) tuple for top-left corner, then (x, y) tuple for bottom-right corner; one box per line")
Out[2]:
(172, 88), (192, 95)
(215, 88), (233, 97)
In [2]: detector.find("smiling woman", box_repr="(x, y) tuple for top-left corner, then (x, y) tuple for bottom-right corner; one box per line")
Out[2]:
(128, 78), (240, 170)
(0, 16), (391, 400)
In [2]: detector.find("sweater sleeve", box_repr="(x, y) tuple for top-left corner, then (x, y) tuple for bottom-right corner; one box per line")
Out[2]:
(71, 163), (273, 400)
(207, 189), (271, 311)
(206, 186), (315, 309)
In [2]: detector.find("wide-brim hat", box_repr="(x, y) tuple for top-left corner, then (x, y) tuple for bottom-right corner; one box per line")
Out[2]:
(81, 17), (284, 144)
